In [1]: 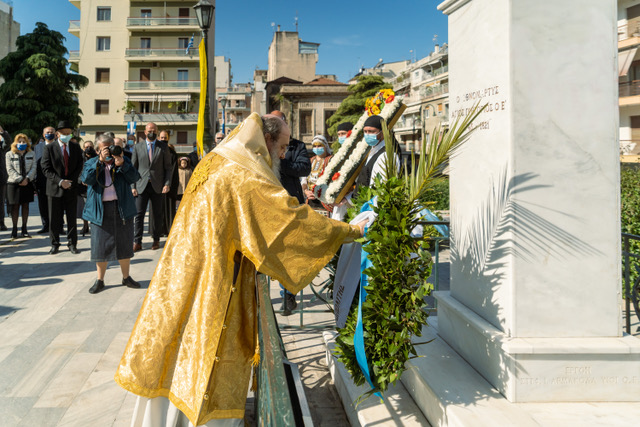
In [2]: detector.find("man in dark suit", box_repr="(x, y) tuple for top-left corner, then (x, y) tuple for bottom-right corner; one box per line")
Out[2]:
(34, 126), (56, 234)
(131, 122), (172, 251)
(41, 121), (84, 254)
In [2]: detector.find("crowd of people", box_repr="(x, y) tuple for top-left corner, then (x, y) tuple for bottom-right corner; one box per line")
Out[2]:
(0, 121), (196, 293)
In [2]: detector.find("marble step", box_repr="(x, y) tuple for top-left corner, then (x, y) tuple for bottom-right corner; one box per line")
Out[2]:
(401, 318), (640, 426)
(322, 331), (430, 427)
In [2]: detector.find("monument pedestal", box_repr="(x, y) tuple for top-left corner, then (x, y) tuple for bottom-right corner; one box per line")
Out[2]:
(436, 291), (640, 402)
(433, 0), (640, 407)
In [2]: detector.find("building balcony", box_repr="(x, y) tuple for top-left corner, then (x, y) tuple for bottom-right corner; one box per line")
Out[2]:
(125, 48), (199, 61)
(124, 80), (200, 91)
(69, 50), (79, 61)
(69, 20), (80, 35)
(125, 112), (198, 125)
(225, 105), (250, 112)
(70, 0), (81, 10)
(620, 81), (640, 106)
(127, 17), (200, 31)
(619, 23), (640, 50)
(419, 82), (449, 100)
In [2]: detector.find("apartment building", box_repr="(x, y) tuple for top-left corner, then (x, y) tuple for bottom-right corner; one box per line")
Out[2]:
(0, 0), (19, 86)
(68, 0), (212, 153)
(619, 0), (640, 158)
(392, 44), (449, 152)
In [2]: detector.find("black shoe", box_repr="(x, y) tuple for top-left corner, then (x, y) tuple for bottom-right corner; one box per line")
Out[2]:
(281, 293), (297, 316)
(21, 227), (31, 238)
(10, 227), (17, 239)
(69, 245), (80, 254)
(122, 276), (140, 289)
(89, 279), (105, 294)
(0, 224), (7, 231)
(49, 245), (60, 254)
(37, 227), (49, 234)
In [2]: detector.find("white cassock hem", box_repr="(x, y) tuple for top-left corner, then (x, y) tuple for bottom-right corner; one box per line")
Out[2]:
(130, 396), (243, 427)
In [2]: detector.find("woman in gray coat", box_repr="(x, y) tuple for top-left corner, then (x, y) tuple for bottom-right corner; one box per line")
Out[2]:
(5, 134), (36, 238)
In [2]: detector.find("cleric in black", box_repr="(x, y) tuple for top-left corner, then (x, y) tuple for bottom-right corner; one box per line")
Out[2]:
(81, 133), (141, 294)
(41, 120), (84, 254)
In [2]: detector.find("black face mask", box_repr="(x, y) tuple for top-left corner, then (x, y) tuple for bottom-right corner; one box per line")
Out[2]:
(147, 132), (157, 141)
(84, 147), (97, 158)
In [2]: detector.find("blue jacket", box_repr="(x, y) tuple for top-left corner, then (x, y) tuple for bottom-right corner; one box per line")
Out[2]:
(81, 156), (140, 226)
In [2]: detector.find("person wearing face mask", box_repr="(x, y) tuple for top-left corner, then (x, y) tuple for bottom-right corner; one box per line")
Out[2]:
(81, 133), (141, 294)
(131, 122), (173, 252)
(41, 121), (84, 254)
(301, 135), (332, 211)
(34, 126), (57, 233)
(5, 134), (37, 239)
(332, 121), (354, 152)
(113, 136), (132, 160)
(353, 114), (401, 197)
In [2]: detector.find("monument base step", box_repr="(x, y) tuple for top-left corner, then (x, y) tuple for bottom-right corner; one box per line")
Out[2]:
(435, 291), (640, 402)
(401, 317), (640, 426)
(322, 331), (430, 426)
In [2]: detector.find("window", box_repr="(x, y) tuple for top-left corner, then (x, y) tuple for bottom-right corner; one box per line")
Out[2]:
(95, 68), (110, 83)
(140, 38), (151, 49)
(139, 69), (150, 81)
(140, 9), (152, 18)
(177, 131), (188, 145)
(178, 8), (190, 25)
(437, 103), (443, 115)
(299, 110), (313, 135)
(95, 100), (109, 115)
(177, 69), (189, 81)
(96, 37), (110, 51)
(97, 7), (111, 21)
(178, 38), (189, 49)
(140, 102), (151, 114)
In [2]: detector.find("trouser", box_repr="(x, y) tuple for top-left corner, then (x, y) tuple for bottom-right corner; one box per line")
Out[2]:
(36, 166), (49, 228)
(0, 183), (6, 225)
(134, 185), (163, 244)
(49, 190), (78, 247)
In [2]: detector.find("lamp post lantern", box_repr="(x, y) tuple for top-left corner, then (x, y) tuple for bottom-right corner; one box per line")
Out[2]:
(193, 0), (215, 152)
(219, 96), (227, 135)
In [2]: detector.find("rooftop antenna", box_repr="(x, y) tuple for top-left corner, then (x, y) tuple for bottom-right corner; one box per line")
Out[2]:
(433, 34), (438, 45)
(271, 22), (275, 33)
(294, 12), (299, 32)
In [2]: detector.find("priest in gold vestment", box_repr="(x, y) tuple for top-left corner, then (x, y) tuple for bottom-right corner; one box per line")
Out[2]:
(115, 113), (364, 426)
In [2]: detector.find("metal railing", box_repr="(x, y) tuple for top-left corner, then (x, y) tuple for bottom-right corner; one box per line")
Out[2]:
(124, 80), (199, 90)
(273, 219), (449, 328)
(68, 51), (79, 60)
(419, 82), (449, 99)
(620, 140), (640, 155)
(256, 274), (313, 426)
(127, 17), (199, 27)
(621, 233), (640, 334)
(620, 81), (640, 98)
(125, 113), (198, 123)
(125, 48), (199, 58)
(69, 20), (80, 30)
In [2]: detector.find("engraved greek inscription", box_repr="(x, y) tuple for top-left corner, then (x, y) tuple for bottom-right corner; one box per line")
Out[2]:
(565, 366), (591, 375)
(623, 376), (639, 384)
(602, 376), (618, 384)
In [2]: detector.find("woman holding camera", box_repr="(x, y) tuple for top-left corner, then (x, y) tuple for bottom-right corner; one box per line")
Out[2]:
(80, 134), (141, 294)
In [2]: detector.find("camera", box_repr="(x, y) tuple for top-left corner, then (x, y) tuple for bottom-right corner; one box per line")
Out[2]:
(108, 145), (123, 156)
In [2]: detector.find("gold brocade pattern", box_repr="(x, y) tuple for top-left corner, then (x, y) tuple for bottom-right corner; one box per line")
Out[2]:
(115, 115), (361, 426)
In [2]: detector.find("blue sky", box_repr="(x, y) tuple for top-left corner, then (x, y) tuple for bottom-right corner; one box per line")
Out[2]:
(13, 0), (448, 84)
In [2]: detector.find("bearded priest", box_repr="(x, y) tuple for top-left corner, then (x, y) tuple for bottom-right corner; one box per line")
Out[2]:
(115, 113), (366, 427)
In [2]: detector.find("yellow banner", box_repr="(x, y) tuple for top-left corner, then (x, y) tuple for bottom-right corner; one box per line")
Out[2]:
(196, 39), (207, 158)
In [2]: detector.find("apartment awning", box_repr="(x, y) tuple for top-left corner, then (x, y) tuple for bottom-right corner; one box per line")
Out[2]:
(158, 94), (192, 102)
(127, 95), (157, 102)
(403, 105), (423, 115)
(619, 48), (638, 77)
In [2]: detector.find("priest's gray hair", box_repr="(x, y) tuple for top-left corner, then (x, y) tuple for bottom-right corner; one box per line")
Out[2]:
(261, 115), (284, 142)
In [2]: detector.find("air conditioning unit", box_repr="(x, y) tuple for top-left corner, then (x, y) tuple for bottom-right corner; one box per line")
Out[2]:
(152, 62), (160, 68)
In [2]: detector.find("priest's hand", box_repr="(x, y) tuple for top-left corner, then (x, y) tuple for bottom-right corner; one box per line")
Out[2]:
(162, 185), (170, 193)
(356, 219), (368, 237)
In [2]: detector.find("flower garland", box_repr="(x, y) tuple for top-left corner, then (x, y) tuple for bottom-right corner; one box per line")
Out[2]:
(313, 91), (405, 204)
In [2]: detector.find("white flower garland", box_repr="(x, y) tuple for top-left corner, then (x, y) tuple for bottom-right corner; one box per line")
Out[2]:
(314, 95), (405, 203)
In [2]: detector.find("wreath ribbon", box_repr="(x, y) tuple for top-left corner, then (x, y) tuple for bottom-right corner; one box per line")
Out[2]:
(354, 199), (382, 398)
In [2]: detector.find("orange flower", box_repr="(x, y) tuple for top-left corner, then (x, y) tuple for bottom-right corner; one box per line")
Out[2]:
(332, 172), (340, 181)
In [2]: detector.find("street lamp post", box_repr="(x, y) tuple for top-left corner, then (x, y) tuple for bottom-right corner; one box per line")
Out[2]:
(193, 0), (215, 152)
(219, 96), (227, 135)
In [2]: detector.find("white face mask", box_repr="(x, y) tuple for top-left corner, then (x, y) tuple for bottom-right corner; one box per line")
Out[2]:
(59, 134), (73, 143)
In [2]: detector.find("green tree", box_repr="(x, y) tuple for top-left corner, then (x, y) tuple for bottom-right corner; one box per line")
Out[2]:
(326, 75), (391, 148)
(0, 22), (88, 142)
